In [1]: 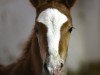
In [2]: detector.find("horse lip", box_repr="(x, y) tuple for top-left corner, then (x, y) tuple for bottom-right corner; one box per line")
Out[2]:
(50, 69), (63, 75)
(46, 66), (63, 75)
(43, 66), (63, 75)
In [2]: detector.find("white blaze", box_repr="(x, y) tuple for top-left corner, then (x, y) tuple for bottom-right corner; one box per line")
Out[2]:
(37, 8), (68, 72)
(37, 8), (68, 56)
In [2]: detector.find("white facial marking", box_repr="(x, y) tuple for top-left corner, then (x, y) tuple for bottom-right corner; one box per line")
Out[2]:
(37, 8), (68, 71)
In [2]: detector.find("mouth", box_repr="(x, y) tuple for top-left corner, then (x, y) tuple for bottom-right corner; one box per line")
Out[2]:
(49, 68), (63, 75)
(44, 65), (63, 75)
(44, 64), (63, 75)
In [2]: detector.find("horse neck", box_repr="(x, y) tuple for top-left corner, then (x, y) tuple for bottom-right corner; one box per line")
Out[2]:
(1, 31), (43, 75)
(18, 31), (43, 75)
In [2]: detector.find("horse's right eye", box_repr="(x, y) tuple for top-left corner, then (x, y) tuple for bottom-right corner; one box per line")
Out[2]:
(35, 27), (39, 33)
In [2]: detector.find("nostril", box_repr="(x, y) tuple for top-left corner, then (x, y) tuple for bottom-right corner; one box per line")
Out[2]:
(44, 63), (49, 73)
(61, 63), (63, 68)
(44, 63), (47, 70)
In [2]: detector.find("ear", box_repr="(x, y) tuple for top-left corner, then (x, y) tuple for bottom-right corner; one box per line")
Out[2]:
(30, 0), (39, 8)
(66, 0), (76, 8)
(60, 0), (76, 9)
(30, 0), (48, 8)
(30, 30), (43, 75)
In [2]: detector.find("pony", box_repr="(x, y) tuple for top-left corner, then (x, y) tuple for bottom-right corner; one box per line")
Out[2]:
(0, 0), (76, 75)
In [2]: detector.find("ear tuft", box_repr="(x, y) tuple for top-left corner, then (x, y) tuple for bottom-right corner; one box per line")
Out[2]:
(55, 0), (77, 9)
(30, 0), (38, 7)
(66, 0), (76, 8)
(30, 0), (76, 8)
(30, 0), (50, 8)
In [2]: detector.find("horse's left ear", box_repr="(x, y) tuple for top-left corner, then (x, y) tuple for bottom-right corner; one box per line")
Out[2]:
(61, 0), (76, 9)
(66, 0), (76, 8)
(56, 0), (76, 9)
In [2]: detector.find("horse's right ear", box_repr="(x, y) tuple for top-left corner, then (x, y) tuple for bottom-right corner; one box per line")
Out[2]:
(30, 0), (47, 8)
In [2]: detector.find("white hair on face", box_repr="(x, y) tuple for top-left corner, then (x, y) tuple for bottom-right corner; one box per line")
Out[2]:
(37, 8), (68, 56)
(37, 8), (68, 71)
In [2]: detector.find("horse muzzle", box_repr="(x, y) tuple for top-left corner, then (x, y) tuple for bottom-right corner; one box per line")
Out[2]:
(44, 64), (63, 75)
(43, 55), (64, 75)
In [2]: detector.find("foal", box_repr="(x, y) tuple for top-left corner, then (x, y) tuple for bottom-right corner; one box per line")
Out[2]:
(0, 0), (76, 75)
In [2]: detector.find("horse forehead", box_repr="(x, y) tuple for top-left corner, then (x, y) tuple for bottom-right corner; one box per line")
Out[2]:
(37, 8), (68, 29)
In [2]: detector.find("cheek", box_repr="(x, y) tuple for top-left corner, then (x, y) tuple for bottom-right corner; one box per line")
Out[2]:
(37, 34), (48, 63)
(59, 33), (71, 60)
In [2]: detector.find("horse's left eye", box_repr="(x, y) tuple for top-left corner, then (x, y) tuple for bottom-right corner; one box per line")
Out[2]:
(68, 27), (74, 33)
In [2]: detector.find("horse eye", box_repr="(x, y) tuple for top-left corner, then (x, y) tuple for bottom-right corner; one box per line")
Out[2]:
(35, 27), (39, 33)
(68, 27), (74, 33)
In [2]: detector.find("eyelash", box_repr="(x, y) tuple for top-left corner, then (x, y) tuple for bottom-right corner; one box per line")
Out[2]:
(68, 27), (74, 33)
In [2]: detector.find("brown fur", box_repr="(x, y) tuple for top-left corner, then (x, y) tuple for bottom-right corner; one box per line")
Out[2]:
(59, 21), (72, 60)
(0, 30), (43, 75)
(0, 0), (76, 75)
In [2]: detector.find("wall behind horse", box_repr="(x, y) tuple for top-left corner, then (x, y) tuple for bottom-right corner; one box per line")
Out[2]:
(78, 0), (100, 62)
(67, 0), (100, 72)
(0, 0), (36, 64)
